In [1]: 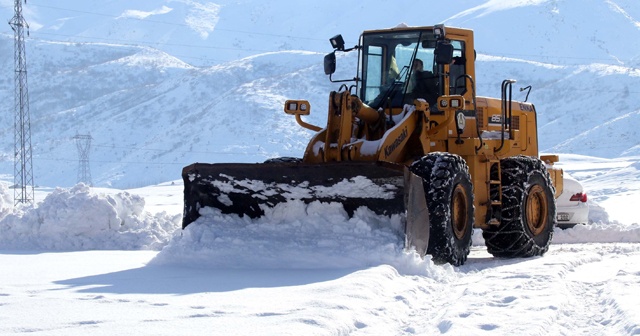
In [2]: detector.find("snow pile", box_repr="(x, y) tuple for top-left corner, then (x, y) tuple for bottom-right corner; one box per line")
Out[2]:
(0, 184), (180, 251)
(152, 201), (454, 278)
(553, 222), (640, 244)
(0, 184), (12, 217)
(472, 223), (640, 247)
(586, 201), (610, 224)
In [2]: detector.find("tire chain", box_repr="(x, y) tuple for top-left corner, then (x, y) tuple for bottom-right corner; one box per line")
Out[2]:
(410, 152), (474, 266)
(483, 155), (555, 258)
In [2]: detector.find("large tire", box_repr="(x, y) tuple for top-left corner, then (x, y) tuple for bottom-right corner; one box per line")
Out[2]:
(409, 152), (474, 266)
(482, 156), (556, 258)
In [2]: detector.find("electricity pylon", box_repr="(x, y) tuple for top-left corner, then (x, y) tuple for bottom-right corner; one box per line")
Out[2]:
(9, 0), (34, 205)
(73, 134), (93, 186)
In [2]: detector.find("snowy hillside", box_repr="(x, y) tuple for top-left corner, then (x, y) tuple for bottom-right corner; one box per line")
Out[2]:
(0, 0), (638, 188)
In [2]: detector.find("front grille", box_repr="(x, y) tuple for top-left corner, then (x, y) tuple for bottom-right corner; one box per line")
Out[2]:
(511, 115), (520, 130)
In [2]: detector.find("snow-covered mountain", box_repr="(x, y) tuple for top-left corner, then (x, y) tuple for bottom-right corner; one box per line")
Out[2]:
(0, 0), (638, 188)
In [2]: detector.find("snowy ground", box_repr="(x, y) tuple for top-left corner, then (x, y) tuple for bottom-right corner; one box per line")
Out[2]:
(0, 154), (639, 335)
(2, 245), (639, 335)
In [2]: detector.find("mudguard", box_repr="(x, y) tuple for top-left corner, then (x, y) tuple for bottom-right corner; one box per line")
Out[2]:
(404, 170), (430, 256)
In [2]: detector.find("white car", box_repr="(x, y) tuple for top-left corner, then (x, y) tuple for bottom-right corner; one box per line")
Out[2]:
(556, 174), (589, 229)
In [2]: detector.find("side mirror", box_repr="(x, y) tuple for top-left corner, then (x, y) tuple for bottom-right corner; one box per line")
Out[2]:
(324, 52), (336, 75)
(434, 41), (453, 65)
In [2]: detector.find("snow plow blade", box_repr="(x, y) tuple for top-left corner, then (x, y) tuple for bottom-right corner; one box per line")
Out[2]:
(182, 161), (405, 226)
(181, 161), (431, 255)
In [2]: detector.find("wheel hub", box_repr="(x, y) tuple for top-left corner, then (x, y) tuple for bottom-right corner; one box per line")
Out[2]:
(526, 184), (548, 236)
(452, 184), (469, 240)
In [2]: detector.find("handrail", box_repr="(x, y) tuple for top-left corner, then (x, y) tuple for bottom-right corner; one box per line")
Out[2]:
(494, 79), (516, 153)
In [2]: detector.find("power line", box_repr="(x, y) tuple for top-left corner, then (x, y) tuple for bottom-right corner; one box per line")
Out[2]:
(30, 31), (279, 54)
(26, 30), (637, 68)
(1, 2), (329, 66)
(25, 2), (328, 43)
(20, 32), (292, 66)
(36, 154), (266, 166)
(1, 32), (235, 63)
(92, 144), (270, 155)
(24, 30), (326, 65)
(5, 3), (634, 65)
(36, 142), (275, 165)
(477, 50), (633, 64)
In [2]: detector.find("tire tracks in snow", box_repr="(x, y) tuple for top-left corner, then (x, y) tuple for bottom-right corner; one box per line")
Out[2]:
(542, 244), (640, 335)
(417, 244), (640, 335)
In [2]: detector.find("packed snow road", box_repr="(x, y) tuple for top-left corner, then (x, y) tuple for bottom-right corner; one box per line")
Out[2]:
(456, 244), (640, 335)
(1, 243), (639, 335)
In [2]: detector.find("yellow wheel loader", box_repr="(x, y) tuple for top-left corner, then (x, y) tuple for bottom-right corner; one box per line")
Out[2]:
(182, 24), (563, 266)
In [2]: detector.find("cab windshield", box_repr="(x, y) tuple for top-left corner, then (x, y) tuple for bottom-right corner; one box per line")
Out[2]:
(359, 30), (440, 109)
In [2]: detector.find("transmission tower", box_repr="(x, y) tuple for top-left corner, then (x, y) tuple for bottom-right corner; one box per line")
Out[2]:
(73, 134), (93, 186)
(9, 0), (34, 205)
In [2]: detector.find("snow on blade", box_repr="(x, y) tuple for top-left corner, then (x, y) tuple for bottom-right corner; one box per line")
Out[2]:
(312, 176), (397, 199)
(212, 175), (398, 201)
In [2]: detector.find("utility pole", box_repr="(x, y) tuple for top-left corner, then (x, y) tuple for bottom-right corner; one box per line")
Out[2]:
(9, 0), (34, 205)
(73, 133), (93, 186)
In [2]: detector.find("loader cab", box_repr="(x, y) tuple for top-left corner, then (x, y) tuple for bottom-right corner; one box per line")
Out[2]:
(357, 27), (473, 111)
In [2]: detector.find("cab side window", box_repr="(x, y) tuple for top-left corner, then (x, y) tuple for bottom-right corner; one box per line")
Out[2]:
(450, 41), (466, 95)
